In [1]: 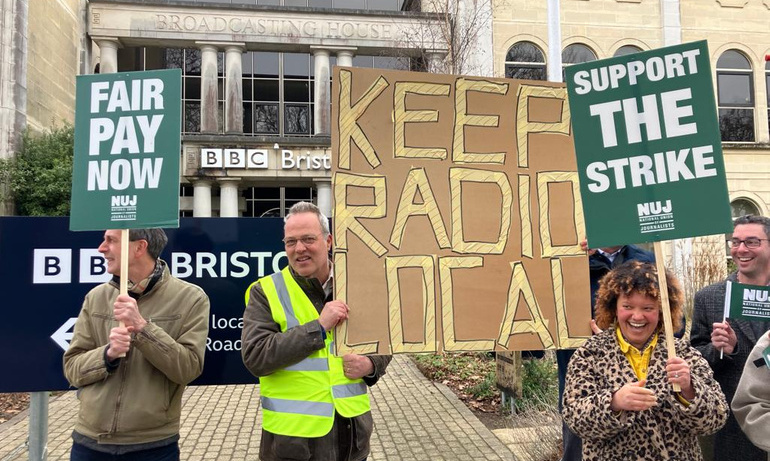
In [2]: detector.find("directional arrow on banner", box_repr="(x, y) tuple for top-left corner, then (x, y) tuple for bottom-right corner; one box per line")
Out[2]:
(51, 317), (78, 351)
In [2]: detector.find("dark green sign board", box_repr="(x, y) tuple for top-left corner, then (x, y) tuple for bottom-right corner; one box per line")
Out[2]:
(724, 281), (770, 322)
(70, 69), (182, 231)
(566, 41), (732, 248)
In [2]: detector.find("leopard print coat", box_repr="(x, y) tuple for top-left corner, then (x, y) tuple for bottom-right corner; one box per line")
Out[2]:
(563, 328), (728, 461)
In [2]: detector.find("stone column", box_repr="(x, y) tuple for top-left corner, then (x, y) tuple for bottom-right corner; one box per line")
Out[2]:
(193, 180), (212, 217)
(660, 0), (682, 47)
(93, 37), (121, 74)
(314, 179), (332, 217)
(336, 48), (356, 68)
(197, 43), (220, 133)
(546, 0), (562, 83)
(219, 178), (241, 217)
(225, 44), (245, 134)
(311, 47), (331, 136)
(424, 50), (446, 74)
(755, 65), (770, 143)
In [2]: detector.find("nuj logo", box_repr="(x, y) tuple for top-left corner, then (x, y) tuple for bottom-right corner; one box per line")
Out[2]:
(744, 289), (769, 302)
(111, 194), (137, 207)
(637, 200), (672, 217)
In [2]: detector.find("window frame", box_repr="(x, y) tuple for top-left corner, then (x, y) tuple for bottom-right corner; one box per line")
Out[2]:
(504, 41), (547, 81)
(716, 49), (756, 142)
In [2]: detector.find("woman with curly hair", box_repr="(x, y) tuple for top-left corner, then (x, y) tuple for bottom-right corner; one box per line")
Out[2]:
(562, 261), (728, 461)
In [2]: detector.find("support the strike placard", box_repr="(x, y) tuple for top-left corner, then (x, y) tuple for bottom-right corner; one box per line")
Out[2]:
(566, 41), (732, 248)
(70, 69), (182, 231)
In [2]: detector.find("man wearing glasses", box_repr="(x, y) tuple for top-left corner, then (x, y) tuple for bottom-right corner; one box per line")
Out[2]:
(241, 201), (391, 461)
(691, 214), (770, 461)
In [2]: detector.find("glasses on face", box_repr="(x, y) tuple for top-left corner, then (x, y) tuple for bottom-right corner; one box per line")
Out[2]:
(283, 234), (323, 248)
(728, 238), (770, 249)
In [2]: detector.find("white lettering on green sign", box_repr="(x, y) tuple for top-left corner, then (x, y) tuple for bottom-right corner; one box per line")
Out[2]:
(586, 145), (717, 193)
(87, 158), (164, 191)
(86, 77), (167, 192)
(89, 116), (164, 155)
(589, 88), (697, 148)
(90, 79), (165, 113)
(744, 289), (769, 302)
(571, 49), (700, 94)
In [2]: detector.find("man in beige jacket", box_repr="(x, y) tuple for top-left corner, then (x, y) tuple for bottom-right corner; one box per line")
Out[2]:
(732, 330), (770, 459)
(64, 228), (210, 460)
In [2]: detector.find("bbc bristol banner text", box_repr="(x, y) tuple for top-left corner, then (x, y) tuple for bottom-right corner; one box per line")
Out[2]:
(0, 217), (284, 392)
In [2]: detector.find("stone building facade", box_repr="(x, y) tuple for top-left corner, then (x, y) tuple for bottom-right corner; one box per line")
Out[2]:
(493, 0), (770, 219)
(3, 0), (769, 223)
(86, 0), (449, 217)
(0, 0), (85, 214)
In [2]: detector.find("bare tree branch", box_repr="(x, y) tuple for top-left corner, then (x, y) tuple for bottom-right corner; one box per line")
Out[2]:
(397, 0), (502, 76)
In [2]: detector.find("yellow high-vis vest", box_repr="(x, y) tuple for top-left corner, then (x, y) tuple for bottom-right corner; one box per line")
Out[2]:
(255, 267), (371, 437)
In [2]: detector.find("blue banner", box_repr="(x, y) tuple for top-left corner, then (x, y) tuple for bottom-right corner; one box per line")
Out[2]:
(0, 217), (285, 392)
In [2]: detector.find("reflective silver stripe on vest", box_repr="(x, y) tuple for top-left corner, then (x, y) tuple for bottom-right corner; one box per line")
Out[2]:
(284, 357), (329, 372)
(261, 396), (334, 417)
(328, 341), (335, 354)
(332, 382), (367, 399)
(271, 272), (298, 329)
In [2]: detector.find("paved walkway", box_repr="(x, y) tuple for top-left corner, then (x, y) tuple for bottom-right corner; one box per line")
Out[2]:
(0, 356), (527, 460)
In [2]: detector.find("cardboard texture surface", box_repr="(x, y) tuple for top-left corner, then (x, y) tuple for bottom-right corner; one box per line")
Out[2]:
(331, 67), (591, 354)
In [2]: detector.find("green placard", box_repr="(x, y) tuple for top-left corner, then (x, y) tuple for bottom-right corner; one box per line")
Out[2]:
(70, 69), (182, 231)
(724, 281), (770, 322)
(566, 41), (732, 248)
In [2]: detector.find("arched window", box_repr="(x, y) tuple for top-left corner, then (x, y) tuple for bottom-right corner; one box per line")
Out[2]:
(727, 198), (762, 254)
(562, 44), (597, 65)
(613, 45), (642, 57)
(562, 44), (597, 80)
(505, 42), (546, 80)
(731, 198), (761, 218)
(717, 50), (755, 142)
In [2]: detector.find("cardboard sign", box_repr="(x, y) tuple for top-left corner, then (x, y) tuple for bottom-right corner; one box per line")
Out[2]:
(70, 69), (182, 231)
(724, 281), (770, 322)
(331, 67), (591, 355)
(566, 41), (732, 248)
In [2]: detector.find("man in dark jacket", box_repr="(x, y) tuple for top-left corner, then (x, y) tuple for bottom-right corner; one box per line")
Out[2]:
(691, 214), (770, 461)
(559, 243), (654, 461)
(242, 201), (391, 461)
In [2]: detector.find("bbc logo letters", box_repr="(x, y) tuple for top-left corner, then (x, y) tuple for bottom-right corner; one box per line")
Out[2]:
(33, 249), (110, 284)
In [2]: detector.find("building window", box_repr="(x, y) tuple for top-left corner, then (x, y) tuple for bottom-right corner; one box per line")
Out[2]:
(731, 198), (761, 218)
(562, 43), (597, 80)
(284, 53), (313, 135)
(117, 47), (222, 134)
(717, 50), (755, 142)
(240, 52), (407, 136)
(180, 184), (194, 217)
(562, 44), (597, 65)
(613, 45), (642, 57)
(162, 48), (225, 134)
(242, 186), (315, 217)
(353, 55), (409, 70)
(241, 52), (313, 136)
(505, 42), (546, 80)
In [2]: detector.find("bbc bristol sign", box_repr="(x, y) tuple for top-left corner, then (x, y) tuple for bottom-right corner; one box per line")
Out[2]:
(201, 148), (331, 171)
